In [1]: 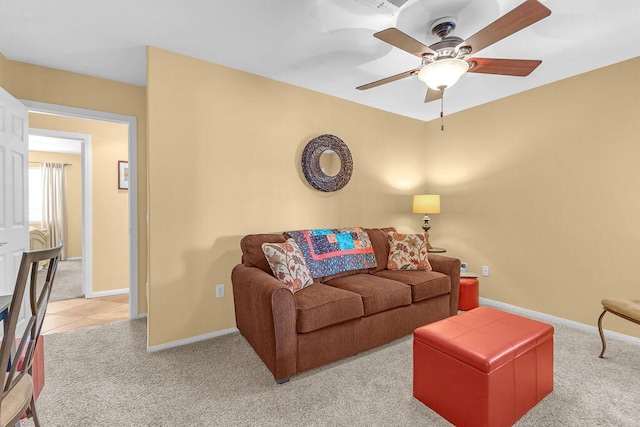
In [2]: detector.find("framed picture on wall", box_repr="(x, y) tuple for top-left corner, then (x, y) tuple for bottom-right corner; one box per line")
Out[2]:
(118, 160), (129, 190)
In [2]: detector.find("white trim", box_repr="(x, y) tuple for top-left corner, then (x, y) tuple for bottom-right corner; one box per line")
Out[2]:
(86, 288), (128, 298)
(64, 257), (82, 261)
(82, 133), (93, 298)
(480, 297), (640, 346)
(146, 327), (239, 353)
(29, 127), (93, 298)
(22, 100), (139, 319)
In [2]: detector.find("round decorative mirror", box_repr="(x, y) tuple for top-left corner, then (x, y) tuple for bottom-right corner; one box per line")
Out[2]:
(319, 150), (341, 176)
(301, 134), (353, 192)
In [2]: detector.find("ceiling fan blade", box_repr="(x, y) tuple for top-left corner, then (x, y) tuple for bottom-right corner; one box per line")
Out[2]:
(467, 58), (542, 76)
(374, 28), (437, 58)
(459, 0), (551, 55)
(356, 69), (419, 90)
(425, 88), (442, 103)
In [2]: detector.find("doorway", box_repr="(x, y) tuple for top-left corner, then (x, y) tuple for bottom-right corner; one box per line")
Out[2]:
(28, 130), (88, 301)
(22, 100), (139, 320)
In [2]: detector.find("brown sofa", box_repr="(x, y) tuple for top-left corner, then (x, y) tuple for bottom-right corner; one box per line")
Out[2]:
(231, 227), (461, 383)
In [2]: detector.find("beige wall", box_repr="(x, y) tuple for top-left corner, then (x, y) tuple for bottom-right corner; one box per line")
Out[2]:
(2, 58), (147, 312)
(146, 47), (431, 346)
(5, 44), (639, 346)
(28, 151), (82, 258)
(0, 52), (6, 88)
(148, 47), (640, 346)
(29, 114), (129, 294)
(423, 56), (640, 338)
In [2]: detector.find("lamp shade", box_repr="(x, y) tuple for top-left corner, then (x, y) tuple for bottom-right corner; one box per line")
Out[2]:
(417, 58), (469, 91)
(413, 194), (441, 214)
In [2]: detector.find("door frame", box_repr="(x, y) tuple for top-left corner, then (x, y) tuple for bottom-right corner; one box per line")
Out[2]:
(28, 128), (93, 297)
(22, 100), (139, 319)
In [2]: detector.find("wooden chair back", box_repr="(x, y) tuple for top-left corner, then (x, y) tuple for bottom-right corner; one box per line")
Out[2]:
(0, 243), (63, 426)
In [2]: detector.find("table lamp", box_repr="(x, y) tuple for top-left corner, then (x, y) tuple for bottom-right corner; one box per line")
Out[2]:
(412, 194), (440, 232)
(412, 194), (445, 252)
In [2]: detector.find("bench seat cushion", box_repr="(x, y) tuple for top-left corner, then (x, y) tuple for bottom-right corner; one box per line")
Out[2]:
(325, 274), (411, 316)
(294, 284), (364, 333)
(375, 269), (450, 303)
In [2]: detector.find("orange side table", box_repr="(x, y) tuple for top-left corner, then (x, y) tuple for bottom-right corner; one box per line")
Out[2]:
(459, 275), (479, 311)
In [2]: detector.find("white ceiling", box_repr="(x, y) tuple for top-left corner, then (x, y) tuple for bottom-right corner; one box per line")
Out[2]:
(29, 134), (81, 155)
(2, 0), (639, 122)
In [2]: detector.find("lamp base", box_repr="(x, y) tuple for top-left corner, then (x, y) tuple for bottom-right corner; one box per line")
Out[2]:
(421, 225), (446, 253)
(421, 215), (435, 250)
(421, 214), (431, 232)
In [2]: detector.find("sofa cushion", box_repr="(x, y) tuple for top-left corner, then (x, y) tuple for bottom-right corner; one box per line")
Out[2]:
(285, 227), (377, 278)
(387, 232), (432, 271)
(262, 239), (314, 293)
(294, 284), (364, 333)
(325, 274), (411, 316)
(241, 234), (287, 274)
(365, 227), (396, 273)
(319, 269), (369, 283)
(375, 269), (450, 303)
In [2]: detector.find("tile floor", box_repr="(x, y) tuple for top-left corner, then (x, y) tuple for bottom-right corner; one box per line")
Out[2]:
(42, 294), (129, 335)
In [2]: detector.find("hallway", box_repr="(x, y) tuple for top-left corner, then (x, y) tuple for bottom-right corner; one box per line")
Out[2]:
(42, 294), (129, 335)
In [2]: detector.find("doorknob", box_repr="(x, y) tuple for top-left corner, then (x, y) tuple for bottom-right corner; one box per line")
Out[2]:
(0, 242), (7, 247)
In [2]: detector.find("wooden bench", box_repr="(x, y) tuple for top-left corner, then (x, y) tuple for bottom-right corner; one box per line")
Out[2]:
(598, 298), (640, 358)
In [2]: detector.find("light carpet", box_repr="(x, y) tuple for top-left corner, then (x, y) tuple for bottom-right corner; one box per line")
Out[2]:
(22, 315), (640, 426)
(38, 259), (83, 302)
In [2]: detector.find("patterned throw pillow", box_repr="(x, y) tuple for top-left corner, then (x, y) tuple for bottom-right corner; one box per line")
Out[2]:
(262, 239), (314, 293)
(387, 232), (432, 271)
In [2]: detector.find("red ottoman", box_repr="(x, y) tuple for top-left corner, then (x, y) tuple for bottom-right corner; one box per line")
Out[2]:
(413, 307), (553, 427)
(458, 277), (479, 311)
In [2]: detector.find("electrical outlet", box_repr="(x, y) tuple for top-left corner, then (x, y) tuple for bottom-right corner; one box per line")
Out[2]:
(216, 284), (224, 298)
(482, 266), (490, 277)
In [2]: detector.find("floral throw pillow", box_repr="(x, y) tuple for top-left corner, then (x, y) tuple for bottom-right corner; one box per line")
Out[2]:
(387, 232), (432, 271)
(262, 239), (314, 293)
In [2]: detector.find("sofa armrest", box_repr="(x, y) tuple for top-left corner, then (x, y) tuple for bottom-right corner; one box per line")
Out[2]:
(428, 254), (461, 316)
(231, 264), (297, 382)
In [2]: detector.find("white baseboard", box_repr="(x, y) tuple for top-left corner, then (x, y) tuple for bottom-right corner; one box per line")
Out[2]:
(86, 288), (128, 298)
(146, 327), (239, 353)
(480, 297), (640, 347)
(64, 257), (82, 261)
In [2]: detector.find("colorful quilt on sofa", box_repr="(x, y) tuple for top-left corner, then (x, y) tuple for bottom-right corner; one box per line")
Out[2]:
(285, 227), (377, 278)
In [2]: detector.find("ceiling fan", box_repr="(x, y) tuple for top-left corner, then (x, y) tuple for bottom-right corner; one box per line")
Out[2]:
(356, 0), (552, 104)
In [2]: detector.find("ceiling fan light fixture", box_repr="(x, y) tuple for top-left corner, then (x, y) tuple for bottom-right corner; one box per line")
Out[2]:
(417, 58), (469, 90)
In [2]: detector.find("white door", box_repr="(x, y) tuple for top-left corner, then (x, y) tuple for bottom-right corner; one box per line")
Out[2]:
(0, 87), (29, 297)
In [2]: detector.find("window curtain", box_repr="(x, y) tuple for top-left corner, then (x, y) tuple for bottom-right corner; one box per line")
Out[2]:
(41, 162), (67, 260)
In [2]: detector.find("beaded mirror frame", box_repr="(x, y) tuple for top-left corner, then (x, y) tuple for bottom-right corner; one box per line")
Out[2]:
(301, 134), (353, 192)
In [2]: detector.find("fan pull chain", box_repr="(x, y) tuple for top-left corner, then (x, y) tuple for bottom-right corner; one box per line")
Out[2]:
(440, 88), (445, 132)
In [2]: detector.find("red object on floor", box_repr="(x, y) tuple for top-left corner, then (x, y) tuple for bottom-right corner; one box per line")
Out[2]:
(458, 277), (479, 311)
(413, 307), (554, 427)
(17, 336), (45, 419)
